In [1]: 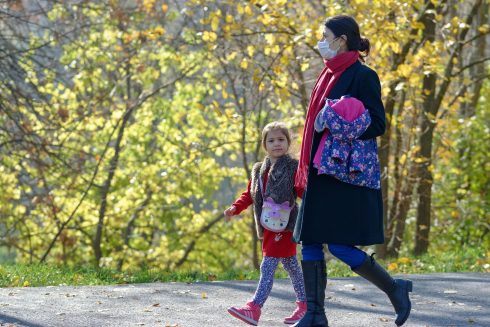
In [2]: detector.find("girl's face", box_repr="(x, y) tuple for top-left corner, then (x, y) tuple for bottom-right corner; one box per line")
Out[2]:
(265, 129), (289, 159)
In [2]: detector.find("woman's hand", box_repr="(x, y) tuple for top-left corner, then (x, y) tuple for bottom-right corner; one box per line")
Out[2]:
(223, 205), (237, 221)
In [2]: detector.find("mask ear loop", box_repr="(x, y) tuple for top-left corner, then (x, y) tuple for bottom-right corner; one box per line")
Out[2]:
(337, 35), (347, 51)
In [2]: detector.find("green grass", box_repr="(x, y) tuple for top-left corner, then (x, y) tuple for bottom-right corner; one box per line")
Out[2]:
(1, 247), (488, 288)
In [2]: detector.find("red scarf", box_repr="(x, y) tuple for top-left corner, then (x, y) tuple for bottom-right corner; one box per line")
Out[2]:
(295, 51), (360, 190)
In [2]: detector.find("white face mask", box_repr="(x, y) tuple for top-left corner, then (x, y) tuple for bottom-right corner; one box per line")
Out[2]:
(317, 38), (339, 59)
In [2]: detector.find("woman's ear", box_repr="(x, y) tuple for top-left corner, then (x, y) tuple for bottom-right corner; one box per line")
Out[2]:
(339, 35), (348, 50)
(340, 35), (347, 45)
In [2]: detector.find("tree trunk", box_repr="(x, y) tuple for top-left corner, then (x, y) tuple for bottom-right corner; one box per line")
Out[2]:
(387, 162), (417, 257)
(414, 2), (437, 255)
(375, 4), (430, 257)
(414, 0), (484, 255)
(376, 87), (395, 258)
(93, 55), (133, 266)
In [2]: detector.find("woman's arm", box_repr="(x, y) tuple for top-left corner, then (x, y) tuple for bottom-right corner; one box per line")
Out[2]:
(357, 68), (386, 140)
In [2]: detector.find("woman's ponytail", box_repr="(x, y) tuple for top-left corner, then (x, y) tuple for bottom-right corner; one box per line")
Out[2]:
(359, 37), (370, 55)
(359, 37), (370, 61)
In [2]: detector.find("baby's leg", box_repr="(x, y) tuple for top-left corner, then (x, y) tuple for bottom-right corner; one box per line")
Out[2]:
(252, 256), (280, 306)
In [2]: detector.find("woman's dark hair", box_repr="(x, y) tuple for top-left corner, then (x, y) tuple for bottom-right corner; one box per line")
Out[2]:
(325, 15), (370, 60)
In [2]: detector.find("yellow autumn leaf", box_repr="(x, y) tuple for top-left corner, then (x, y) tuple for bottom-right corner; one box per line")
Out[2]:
(247, 45), (255, 57)
(478, 24), (489, 33)
(211, 16), (220, 31)
(237, 4), (244, 14)
(399, 154), (407, 165)
(227, 51), (237, 61)
(397, 64), (411, 78)
(202, 31), (217, 42)
(153, 26), (165, 36)
(143, 0), (155, 13)
(397, 257), (411, 264)
(240, 59), (248, 69)
(244, 5), (252, 15)
(265, 34), (275, 45)
(387, 262), (398, 271)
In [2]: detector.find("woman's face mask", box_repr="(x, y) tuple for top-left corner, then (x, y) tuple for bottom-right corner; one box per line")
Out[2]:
(317, 37), (340, 59)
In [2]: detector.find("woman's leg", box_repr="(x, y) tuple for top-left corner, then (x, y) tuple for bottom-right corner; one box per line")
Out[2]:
(252, 256), (280, 307)
(292, 244), (328, 327)
(281, 256), (306, 302)
(301, 243), (324, 261)
(327, 243), (366, 269)
(328, 244), (412, 326)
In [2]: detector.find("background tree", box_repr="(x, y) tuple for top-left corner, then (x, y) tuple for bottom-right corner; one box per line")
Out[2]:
(1, 0), (488, 271)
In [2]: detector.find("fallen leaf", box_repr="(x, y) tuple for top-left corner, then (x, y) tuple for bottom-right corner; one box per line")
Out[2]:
(379, 317), (389, 322)
(202, 292), (208, 299)
(444, 290), (458, 294)
(370, 303), (377, 307)
(152, 303), (160, 307)
(468, 318), (476, 323)
(172, 290), (191, 295)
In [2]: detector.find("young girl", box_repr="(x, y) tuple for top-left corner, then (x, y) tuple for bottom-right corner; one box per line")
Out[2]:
(224, 122), (307, 326)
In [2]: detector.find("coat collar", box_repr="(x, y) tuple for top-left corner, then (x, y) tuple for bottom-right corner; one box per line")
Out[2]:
(328, 61), (361, 100)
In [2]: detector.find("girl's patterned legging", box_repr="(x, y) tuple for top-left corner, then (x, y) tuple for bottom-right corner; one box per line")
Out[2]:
(252, 256), (306, 307)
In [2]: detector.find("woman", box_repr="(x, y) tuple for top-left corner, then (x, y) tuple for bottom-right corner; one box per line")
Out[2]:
(292, 15), (413, 327)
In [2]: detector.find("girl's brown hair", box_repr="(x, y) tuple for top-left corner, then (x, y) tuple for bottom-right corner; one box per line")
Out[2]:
(261, 121), (291, 149)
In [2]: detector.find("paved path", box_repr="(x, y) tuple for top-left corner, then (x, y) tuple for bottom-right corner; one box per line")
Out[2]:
(0, 273), (488, 327)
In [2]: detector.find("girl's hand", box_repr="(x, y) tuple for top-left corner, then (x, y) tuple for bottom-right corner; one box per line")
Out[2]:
(224, 206), (237, 221)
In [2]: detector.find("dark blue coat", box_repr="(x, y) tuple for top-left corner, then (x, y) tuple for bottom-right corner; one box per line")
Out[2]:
(293, 60), (386, 246)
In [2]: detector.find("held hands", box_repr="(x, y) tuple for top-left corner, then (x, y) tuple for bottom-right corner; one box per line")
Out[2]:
(223, 205), (237, 221)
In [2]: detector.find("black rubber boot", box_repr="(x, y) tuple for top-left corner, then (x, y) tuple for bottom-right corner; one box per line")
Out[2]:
(353, 254), (413, 326)
(292, 260), (329, 327)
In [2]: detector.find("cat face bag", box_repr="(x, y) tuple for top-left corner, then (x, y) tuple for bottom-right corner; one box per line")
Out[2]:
(260, 197), (292, 232)
(258, 174), (292, 232)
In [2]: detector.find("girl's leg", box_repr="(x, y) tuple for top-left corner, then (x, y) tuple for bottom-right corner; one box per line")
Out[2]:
(327, 243), (366, 269)
(281, 256), (306, 302)
(252, 256), (280, 307)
